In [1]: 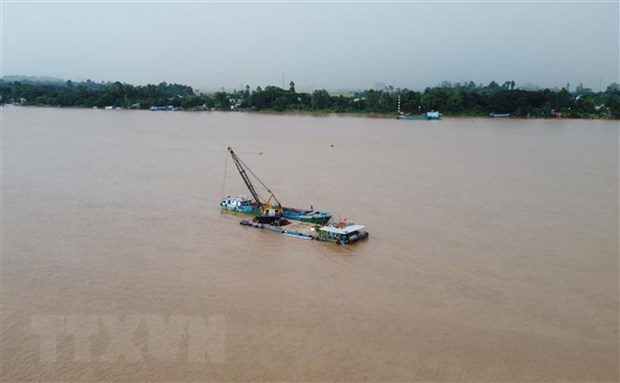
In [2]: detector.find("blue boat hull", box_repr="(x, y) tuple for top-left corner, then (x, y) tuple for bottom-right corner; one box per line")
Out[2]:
(281, 209), (332, 224)
(220, 197), (332, 224)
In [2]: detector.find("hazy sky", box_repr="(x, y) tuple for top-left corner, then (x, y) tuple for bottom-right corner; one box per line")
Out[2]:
(2, 1), (619, 91)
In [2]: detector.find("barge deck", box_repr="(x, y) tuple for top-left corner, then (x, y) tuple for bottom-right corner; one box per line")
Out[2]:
(240, 219), (369, 245)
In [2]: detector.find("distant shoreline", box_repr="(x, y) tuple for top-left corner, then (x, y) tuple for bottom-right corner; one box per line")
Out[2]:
(5, 104), (618, 121)
(2, 79), (619, 119)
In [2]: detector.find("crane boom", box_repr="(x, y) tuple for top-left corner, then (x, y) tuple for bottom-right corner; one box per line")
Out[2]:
(227, 146), (262, 206)
(226, 147), (282, 217)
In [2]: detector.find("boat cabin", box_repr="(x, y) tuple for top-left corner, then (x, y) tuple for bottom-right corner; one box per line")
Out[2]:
(317, 224), (367, 245)
(221, 196), (255, 208)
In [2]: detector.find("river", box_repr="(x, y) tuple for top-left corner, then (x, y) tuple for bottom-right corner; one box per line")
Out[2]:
(2, 107), (618, 381)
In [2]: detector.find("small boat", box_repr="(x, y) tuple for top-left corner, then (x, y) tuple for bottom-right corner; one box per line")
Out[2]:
(220, 195), (258, 215)
(489, 113), (511, 118)
(396, 114), (427, 120)
(282, 207), (332, 224)
(396, 96), (441, 120)
(150, 105), (179, 111)
(396, 111), (442, 120)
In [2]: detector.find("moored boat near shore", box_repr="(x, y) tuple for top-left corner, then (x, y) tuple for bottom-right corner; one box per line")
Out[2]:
(396, 111), (442, 120)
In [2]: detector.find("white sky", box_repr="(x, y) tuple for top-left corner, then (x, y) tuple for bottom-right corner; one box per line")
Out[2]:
(2, 1), (619, 91)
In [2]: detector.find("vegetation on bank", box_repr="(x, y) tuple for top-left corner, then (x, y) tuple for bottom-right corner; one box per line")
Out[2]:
(1, 78), (619, 118)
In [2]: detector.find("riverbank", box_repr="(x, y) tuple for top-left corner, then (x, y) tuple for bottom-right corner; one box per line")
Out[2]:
(2, 79), (619, 119)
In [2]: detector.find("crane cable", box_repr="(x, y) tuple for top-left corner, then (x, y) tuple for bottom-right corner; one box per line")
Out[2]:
(221, 150), (229, 200)
(237, 155), (281, 206)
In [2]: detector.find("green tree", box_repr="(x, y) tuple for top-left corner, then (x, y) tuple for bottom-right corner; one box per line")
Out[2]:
(214, 92), (229, 110)
(311, 89), (331, 110)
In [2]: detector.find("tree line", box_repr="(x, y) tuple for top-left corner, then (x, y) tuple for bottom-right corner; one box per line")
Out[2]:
(1, 78), (619, 118)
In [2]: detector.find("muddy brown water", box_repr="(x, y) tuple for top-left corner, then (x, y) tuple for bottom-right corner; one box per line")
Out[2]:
(2, 107), (618, 381)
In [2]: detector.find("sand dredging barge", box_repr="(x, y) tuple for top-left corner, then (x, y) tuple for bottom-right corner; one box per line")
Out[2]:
(222, 147), (369, 245)
(240, 218), (369, 245)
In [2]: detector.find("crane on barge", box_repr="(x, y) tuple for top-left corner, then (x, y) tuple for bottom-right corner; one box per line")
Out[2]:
(226, 146), (283, 223)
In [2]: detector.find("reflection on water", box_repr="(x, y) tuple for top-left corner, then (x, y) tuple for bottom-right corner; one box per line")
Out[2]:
(2, 107), (618, 381)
